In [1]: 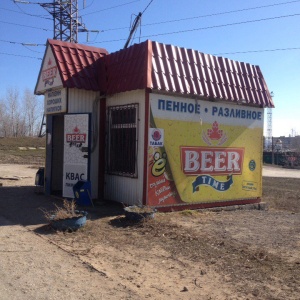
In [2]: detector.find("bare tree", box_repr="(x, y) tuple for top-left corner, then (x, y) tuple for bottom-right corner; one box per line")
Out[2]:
(23, 88), (43, 136)
(0, 87), (44, 137)
(5, 87), (21, 137)
(0, 99), (8, 137)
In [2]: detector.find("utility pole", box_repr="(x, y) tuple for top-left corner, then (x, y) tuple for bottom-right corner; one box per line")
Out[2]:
(124, 12), (142, 49)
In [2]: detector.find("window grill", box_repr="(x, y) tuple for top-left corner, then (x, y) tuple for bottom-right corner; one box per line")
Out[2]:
(107, 104), (138, 177)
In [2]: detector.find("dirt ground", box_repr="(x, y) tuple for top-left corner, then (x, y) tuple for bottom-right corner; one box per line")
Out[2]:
(0, 164), (299, 300)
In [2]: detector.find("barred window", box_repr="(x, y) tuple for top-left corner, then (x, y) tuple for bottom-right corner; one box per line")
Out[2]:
(107, 104), (138, 177)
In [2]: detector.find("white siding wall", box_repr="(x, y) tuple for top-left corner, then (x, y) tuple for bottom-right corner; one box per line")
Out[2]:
(68, 88), (100, 199)
(105, 90), (146, 206)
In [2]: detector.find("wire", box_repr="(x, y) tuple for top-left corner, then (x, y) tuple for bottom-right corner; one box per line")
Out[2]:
(0, 20), (50, 31)
(142, 0), (154, 14)
(0, 39), (45, 46)
(142, 0), (300, 27)
(140, 12), (300, 39)
(214, 47), (300, 56)
(13, 2), (50, 19)
(90, 12), (300, 44)
(22, 45), (44, 53)
(82, 0), (95, 10)
(96, 0), (300, 32)
(0, 7), (49, 17)
(82, 0), (140, 16)
(0, 52), (42, 60)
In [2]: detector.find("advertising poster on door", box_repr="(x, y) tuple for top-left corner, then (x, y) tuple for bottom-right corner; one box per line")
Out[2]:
(63, 114), (90, 198)
(147, 94), (264, 207)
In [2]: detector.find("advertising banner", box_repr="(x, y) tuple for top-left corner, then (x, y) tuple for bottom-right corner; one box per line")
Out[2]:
(147, 94), (264, 207)
(63, 114), (90, 198)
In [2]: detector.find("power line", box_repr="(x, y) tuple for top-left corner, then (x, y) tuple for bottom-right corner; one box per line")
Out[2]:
(0, 52), (42, 60)
(214, 47), (300, 55)
(82, 0), (140, 16)
(97, 0), (300, 32)
(91, 12), (300, 43)
(140, 12), (300, 39)
(12, 2), (50, 19)
(142, 0), (300, 27)
(0, 7), (50, 19)
(0, 39), (45, 46)
(82, 0), (95, 10)
(0, 20), (50, 31)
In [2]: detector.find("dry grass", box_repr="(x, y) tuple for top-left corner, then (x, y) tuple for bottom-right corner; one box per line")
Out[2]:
(0, 137), (45, 164)
(262, 177), (300, 212)
(41, 199), (79, 221)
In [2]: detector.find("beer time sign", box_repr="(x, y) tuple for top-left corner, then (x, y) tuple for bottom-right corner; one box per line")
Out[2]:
(147, 94), (264, 207)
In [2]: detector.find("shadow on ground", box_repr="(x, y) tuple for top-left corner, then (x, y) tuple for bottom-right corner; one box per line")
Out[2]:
(0, 186), (124, 228)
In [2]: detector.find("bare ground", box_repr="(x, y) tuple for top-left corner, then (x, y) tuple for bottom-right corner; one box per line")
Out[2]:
(0, 164), (299, 299)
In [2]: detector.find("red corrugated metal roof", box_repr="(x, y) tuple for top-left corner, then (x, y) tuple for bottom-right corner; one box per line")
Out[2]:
(104, 40), (150, 95)
(48, 39), (108, 91)
(43, 39), (273, 107)
(104, 40), (274, 107)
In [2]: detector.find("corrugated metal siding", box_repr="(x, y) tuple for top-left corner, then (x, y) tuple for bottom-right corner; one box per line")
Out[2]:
(104, 90), (145, 206)
(68, 88), (100, 199)
(151, 41), (274, 107)
(48, 39), (108, 92)
(68, 88), (98, 113)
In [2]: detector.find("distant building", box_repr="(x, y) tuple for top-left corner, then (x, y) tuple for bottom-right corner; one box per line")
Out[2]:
(273, 136), (300, 152)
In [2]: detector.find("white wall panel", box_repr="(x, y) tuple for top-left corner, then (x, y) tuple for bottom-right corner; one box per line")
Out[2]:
(105, 90), (146, 206)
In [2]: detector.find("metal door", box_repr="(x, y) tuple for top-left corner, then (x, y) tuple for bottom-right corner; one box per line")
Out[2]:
(62, 114), (90, 198)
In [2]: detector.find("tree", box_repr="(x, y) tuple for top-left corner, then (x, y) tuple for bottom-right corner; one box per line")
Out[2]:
(0, 99), (9, 137)
(0, 87), (43, 137)
(23, 88), (43, 136)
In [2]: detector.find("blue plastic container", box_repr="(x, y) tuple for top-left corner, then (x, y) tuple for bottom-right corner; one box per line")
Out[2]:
(50, 211), (88, 231)
(73, 180), (92, 206)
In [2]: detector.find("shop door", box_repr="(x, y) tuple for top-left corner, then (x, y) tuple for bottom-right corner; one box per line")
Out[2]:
(62, 114), (90, 198)
(51, 115), (64, 194)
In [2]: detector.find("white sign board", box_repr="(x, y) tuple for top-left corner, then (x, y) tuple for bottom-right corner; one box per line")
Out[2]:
(44, 88), (67, 114)
(35, 46), (63, 94)
(63, 114), (90, 198)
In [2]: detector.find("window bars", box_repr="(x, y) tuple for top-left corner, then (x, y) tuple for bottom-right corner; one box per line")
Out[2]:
(107, 104), (138, 177)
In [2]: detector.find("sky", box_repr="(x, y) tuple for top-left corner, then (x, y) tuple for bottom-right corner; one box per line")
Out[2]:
(0, 0), (299, 137)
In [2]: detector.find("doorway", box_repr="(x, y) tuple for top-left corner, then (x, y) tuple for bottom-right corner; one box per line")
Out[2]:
(51, 115), (64, 195)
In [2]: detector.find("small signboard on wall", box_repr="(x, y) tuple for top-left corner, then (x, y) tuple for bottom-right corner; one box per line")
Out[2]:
(63, 114), (90, 198)
(35, 45), (63, 94)
(44, 88), (67, 114)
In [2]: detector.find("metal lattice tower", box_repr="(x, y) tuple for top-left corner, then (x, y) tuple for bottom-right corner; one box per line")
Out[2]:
(266, 92), (274, 150)
(40, 0), (87, 43)
(266, 108), (273, 150)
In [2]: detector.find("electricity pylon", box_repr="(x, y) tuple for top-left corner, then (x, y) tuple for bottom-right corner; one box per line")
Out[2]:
(40, 0), (90, 43)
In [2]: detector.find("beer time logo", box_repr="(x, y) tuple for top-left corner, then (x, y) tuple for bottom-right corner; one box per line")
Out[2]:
(181, 146), (244, 192)
(66, 126), (86, 147)
(42, 58), (58, 87)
